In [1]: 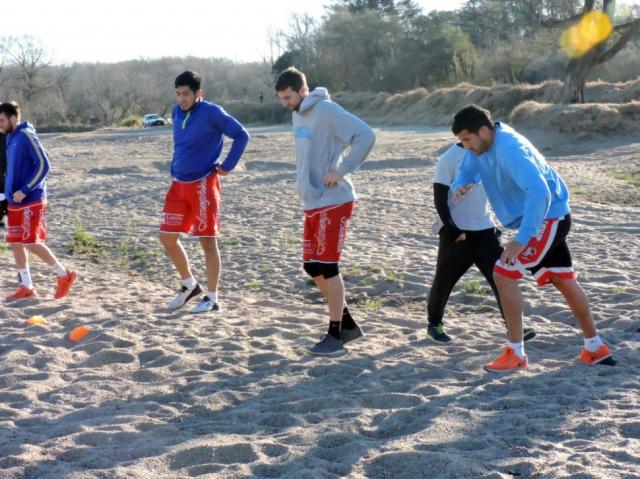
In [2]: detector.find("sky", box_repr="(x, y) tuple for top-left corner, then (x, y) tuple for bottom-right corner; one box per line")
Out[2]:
(2, 0), (467, 65)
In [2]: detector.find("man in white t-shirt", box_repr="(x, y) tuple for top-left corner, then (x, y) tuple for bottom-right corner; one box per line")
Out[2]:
(427, 143), (536, 343)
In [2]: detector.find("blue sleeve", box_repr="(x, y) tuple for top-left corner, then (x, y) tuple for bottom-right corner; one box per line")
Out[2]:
(19, 131), (50, 194)
(450, 151), (480, 193)
(210, 106), (249, 172)
(499, 143), (551, 244)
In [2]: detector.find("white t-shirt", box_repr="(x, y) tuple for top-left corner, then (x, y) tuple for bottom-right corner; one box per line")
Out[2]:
(432, 144), (495, 234)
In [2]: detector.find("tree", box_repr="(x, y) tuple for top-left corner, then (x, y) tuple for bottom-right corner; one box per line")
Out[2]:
(3, 36), (52, 106)
(270, 14), (321, 84)
(535, 0), (640, 102)
(315, 7), (406, 91)
(401, 11), (475, 87)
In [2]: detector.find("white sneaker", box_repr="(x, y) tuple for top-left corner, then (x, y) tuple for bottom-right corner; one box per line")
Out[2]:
(189, 296), (221, 314)
(168, 283), (202, 310)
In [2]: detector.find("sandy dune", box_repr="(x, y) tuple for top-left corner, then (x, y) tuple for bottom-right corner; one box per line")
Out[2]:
(0, 125), (638, 478)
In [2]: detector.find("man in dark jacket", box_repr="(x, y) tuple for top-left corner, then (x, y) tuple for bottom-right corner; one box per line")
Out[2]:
(0, 132), (7, 227)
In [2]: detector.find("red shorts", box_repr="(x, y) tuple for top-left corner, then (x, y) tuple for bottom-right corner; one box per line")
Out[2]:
(303, 201), (355, 263)
(160, 173), (221, 237)
(494, 215), (576, 286)
(6, 201), (47, 244)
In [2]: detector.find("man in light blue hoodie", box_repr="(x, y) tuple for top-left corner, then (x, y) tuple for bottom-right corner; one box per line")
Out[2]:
(276, 67), (376, 356)
(451, 105), (615, 372)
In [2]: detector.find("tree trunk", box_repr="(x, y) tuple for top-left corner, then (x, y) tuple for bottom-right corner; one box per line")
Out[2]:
(562, 53), (599, 103)
(562, 69), (585, 103)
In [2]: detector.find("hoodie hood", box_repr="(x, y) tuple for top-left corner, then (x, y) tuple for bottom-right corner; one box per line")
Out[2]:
(9, 121), (32, 136)
(299, 87), (330, 114)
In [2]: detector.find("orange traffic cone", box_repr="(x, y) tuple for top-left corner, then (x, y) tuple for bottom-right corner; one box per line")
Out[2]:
(68, 326), (90, 342)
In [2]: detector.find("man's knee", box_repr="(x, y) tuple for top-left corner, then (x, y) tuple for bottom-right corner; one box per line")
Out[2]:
(159, 232), (178, 248)
(303, 262), (339, 279)
(493, 270), (513, 288)
(198, 236), (218, 254)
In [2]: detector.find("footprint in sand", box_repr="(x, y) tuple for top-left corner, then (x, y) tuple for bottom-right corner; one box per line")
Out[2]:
(80, 349), (136, 368)
(184, 464), (224, 477)
(248, 352), (287, 367)
(620, 422), (640, 439)
(131, 370), (163, 383)
(0, 392), (30, 407)
(251, 463), (292, 478)
(170, 444), (258, 469)
(357, 393), (423, 409)
(364, 451), (451, 479)
(260, 443), (288, 458)
(280, 397), (335, 414)
(250, 327), (279, 338)
(259, 413), (299, 429)
(317, 433), (353, 449)
(138, 349), (177, 368)
(412, 384), (441, 397)
(74, 431), (138, 447)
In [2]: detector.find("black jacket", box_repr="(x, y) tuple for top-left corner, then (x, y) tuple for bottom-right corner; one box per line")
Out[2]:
(0, 133), (6, 181)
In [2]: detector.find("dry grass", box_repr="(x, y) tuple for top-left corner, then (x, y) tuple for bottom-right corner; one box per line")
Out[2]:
(333, 78), (640, 135)
(510, 101), (640, 135)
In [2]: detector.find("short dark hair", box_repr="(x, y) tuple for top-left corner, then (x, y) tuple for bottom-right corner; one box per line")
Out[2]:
(452, 105), (494, 134)
(175, 71), (202, 93)
(275, 67), (307, 92)
(0, 101), (20, 119)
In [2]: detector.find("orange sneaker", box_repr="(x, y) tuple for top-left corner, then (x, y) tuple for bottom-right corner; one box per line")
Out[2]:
(577, 344), (616, 366)
(6, 286), (37, 302)
(54, 270), (77, 299)
(484, 346), (528, 372)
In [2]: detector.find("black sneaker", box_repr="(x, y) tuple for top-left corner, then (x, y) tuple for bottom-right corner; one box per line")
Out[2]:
(309, 335), (346, 356)
(523, 327), (537, 342)
(427, 324), (452, 343)
(340, 324), (364, 344)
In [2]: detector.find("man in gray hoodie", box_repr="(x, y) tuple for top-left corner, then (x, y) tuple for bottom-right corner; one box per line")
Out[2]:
(276, 67), (376, 356)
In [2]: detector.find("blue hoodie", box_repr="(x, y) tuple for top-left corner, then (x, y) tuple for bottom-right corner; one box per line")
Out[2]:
(171, 100), (249, 182)
(451, 123), (570, 245)
(5, 122), (50, 206)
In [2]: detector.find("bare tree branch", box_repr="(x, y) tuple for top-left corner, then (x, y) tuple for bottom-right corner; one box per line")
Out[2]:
(597, 18), (640, 64)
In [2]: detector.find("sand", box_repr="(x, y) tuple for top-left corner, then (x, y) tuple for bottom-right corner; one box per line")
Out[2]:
(0, 124), (638, 478)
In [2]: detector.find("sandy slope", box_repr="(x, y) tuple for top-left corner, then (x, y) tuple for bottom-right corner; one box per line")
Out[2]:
(0, 125), (638, 479)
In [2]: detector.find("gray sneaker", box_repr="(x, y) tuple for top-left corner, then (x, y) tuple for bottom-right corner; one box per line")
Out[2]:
(309, 335), (346, 356)
(340, 324), (364, 344)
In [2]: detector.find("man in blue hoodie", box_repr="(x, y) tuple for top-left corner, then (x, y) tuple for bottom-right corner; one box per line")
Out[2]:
(160, 71), (249, 314)
(0, 101), (77, 301)
(276, 67), (376, 356)
(451, 104), (614, 371)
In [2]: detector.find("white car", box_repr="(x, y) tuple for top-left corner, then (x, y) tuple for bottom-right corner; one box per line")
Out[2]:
(142, 114), (166, 128)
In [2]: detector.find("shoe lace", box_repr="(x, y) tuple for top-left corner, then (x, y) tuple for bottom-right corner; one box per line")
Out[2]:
(435, 324), (446, 334)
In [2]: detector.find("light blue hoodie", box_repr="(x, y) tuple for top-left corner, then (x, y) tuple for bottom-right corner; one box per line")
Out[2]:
(292, 88), (376, 210)
(451, 123), (570, 245)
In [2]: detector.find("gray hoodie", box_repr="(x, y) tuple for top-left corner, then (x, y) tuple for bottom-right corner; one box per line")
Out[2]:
(292, 87), (376, 210)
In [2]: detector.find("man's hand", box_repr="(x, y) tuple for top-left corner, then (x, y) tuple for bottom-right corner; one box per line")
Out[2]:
(323, 171), (342, 187)
(453, 183), (474, 204)
(216, 166), (229, 176)
(12, 191), (26, 203)
(500, 240), (525, 266)
(455, 233), (466, 242)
